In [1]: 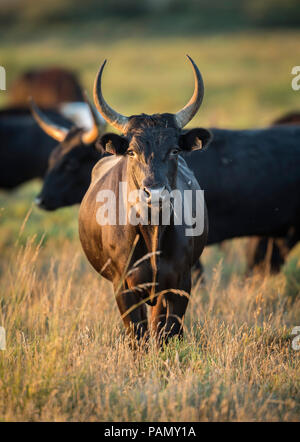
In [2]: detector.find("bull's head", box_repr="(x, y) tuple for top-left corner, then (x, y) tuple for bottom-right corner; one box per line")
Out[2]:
(94, 56), (212, 206)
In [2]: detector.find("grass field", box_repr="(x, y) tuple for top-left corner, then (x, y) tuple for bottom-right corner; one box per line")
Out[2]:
(0, 29), (300, 421)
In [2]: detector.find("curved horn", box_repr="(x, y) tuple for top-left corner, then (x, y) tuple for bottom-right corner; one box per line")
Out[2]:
(82, 91), (107, 144)
(29, 98), (68, 142)
(174, 55), (204, 129)
(93, 60), (129, 133)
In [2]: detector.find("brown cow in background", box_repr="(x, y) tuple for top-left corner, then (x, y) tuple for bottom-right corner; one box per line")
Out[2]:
(272, 111), (300, 126)
(1, 66), (105, 189)
(8, 67), (84, 108)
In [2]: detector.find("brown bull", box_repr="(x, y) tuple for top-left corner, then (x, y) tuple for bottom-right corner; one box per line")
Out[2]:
(78, 56), (211, 344)
(9, 67), (84, 108)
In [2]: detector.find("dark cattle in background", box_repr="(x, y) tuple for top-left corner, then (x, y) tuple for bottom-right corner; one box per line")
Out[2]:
(0, 100), (106, 190)
(9, 67), (84, 109)
(0, 107), (73, 189)
(79, 57), (211, 343)
(245, 110), (300, 273)
(195, 126), (300, 244)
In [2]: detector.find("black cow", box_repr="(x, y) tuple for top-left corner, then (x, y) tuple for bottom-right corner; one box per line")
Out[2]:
(79, 56), (211, 344)
(30, 98), (106, 208)
(245, 111), (300, 273)
(0, 102), (106, 190)
(193, 126), (300, 244)
(0, 107), (72, 189)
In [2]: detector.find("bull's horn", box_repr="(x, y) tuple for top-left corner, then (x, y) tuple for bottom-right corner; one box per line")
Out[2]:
(174, 55), (204, 129)
(93, 60), (129, 133)
(82, 91), (107, 144)
(29, 98), (68, 142)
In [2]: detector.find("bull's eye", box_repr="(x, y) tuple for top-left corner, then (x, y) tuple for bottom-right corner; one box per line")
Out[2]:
(169, 148), (179, 157)
(127, 149), (136, 158)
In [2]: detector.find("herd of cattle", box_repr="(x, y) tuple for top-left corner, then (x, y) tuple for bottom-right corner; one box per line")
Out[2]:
(1, 59), (300, 343)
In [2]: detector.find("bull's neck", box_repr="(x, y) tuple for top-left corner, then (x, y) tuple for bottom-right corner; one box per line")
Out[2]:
(125, 161), (173, 267)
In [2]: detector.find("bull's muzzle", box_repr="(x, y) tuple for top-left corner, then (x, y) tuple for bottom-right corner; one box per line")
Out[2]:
(143, 186), (168, 206)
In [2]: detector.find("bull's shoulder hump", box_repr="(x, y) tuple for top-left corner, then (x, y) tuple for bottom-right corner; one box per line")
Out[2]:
(90, 155), (123, 185)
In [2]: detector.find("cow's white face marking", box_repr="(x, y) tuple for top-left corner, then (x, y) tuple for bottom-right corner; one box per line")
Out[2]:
(59, 102), (106, 131)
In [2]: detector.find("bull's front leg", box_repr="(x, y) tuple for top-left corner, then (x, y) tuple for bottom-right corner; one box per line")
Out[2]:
(150, 294), (167, 341)
(114, 281), (148, 345)
(151, 273), (191, 344)
(164, 290), (190, 339)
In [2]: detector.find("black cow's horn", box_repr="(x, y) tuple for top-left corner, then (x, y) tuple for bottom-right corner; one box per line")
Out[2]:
(82, 91), (105, 144)
(93, 60), (129, 133)
(174, 55), (204, 129)
(29, 98), (69, 142)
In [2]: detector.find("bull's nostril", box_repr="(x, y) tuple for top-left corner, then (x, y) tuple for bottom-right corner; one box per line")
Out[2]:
(143, 187), (151, 200)
(143, 186), (168, 204)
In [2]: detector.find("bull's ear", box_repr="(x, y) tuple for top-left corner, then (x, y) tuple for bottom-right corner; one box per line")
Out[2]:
(99, 133), (129, 155)
(179, 128), (212, 152)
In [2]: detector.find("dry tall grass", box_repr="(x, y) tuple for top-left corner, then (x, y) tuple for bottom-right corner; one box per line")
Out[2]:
(0, 230), (299, 421)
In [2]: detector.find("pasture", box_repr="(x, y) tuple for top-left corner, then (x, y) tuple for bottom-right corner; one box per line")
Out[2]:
(0, 29), (300, 421)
